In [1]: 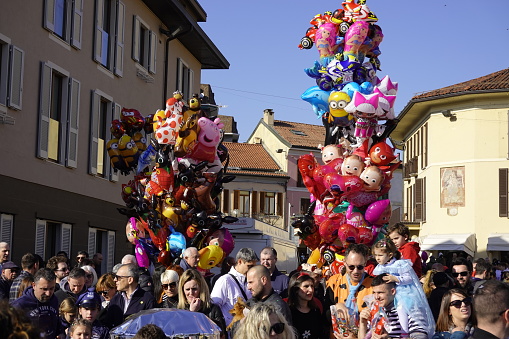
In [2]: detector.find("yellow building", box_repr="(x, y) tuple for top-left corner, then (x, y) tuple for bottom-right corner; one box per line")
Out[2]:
(391, 69), (509, 261)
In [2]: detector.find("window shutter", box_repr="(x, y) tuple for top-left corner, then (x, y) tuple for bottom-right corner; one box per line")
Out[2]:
(71, 0), (83, 49)
(176, 58), (183, 92)
(109, 102), (121, 182)
(222, 189), (230, 213)
(94, 0), (105, 63)
(132, 16), (141, 62)
(7, 45), (24, 110)
(0, 214), (13, 245)
(89, 91), (100, 175)
(35, 220), (47, 260)
(499, 169), (508, 217)
(38, 62), (52, 159)
(188, 68), (194, 98)
(422, 177), (426, 222)
(88, 228), (97, 255)
(66, 78), (80, 168)
(252, 191), (259, 215)
(414, 178), (423, 222)
(148, 30), (157, 74)
(60, 223), (72, 256)
(44, 0), (56, 32)
(106, 231), (115, 272)
(114, 0), (125, 76)
(277, 192), (283, 216)
(233, 190), (239, 210)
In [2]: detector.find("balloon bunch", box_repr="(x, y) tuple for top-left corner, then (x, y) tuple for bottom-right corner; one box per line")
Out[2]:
(110, 91), (237, 272)
(296, 0), (400, 272)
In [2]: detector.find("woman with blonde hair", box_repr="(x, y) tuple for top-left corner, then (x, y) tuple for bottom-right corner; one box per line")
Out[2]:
(59, 297), (78, 334)
(421, 269), (437, 298)
(234, 303), (296, 339)
(81, 265), (98, 289)
(158, 269), (180, 308)
(432, 289), (475, 339)
(177, 269), (226, 337)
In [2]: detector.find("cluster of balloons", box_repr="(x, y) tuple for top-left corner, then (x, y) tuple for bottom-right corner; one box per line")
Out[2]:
(108, 91), (237, 274)
(295, 0), (401, 274)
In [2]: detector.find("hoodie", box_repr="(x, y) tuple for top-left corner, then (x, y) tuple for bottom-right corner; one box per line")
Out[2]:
(11, 286), (62, 338)
(54, 278), (88, 305)
(398, 241), (422, 277)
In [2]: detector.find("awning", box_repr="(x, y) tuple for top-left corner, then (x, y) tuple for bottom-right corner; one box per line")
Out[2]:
(419, 233), (476, 256)
(487, 234), (509, 251)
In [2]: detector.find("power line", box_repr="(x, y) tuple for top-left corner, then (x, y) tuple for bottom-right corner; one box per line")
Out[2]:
(212, 85), (303, 102)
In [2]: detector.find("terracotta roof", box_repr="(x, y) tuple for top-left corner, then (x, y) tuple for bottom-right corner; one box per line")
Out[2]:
(223, 142), (283, 173)
(225, 169), (288, 178)
(413, 68), (509, 100)
(272, 120), (325, 148)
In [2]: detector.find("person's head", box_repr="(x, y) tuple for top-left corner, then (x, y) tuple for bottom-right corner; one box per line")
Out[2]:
(132, 324), (167, 339)
(247, 265), (272, 299)
(161, 269), (180, 298)
(46, 255), (69, 282)
(76, 251), (89, 266)
(183, 247), (200, 268)
(80, 265), (97, 288)
(372, 238), (401, 265)
(0, 242), (9, 263)
(32, 268), (56, 303)
(21, 252), (39, 273)
(68, 268), (86, 294)
(59, 297), (78, 325)
(287, 272), (316, 309)
(343, 243), (370, 283)
(69, 318), (92, 339)
(431, 262), (445, 272)
(57, 251), (69, 259)
(17, 276), (34, 299)
(0, 299), (40, 339)
(371, 274), (396, 308)
(220, 256), (235, 274)
(121, 254), (138, 266)
(92, 253), (103, 266)
(96, 273), (117, 301)
(114, 263), (139, 292)
(452, 257), (472, 288)
(474, 260), (492, 280)
(436, 288), (473, 332)
(386, 223), (410, 248)
(235, 303), (295, 339)
(235, 248), (259, 275)
(260, 247), (278, 274)
(177, 268), (210, 310)
(1, 261), (19, 281)
(77, 291), (101, 323)
(474, 280), (509, 338)
(420, 269), (436, 298)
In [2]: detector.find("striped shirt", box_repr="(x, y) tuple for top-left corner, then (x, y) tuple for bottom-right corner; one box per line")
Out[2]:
(382, 302), (428, 339)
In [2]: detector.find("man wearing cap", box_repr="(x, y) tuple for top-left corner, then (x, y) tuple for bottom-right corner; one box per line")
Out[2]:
(0, 261), (18, 299)
(77, 291), (109, 339)
(105, 263), (155, 329)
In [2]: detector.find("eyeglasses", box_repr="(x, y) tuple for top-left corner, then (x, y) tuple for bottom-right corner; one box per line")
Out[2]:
(86, 274), (93, 279)
(98, 290), (109, 296)
(269, 322), (285, 335)
(452, 271), (469, 277)
(55, 268), (69, 272)
(114, 275), (130, 280)
(77, 256), (86, 260)
(162, 282), (177, 289)
(346, 264), (365, 271)
(450, 297), (472, 308)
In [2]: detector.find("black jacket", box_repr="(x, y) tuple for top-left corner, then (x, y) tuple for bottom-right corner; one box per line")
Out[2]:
(104, 287), (155, 329)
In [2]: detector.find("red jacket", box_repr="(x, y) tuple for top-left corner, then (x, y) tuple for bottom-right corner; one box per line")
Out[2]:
(399, 241), (422, 277)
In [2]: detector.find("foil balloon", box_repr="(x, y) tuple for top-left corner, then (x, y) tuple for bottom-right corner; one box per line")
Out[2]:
(365, 199), (392, 226)
(168, 226), (186, 257)
(337, 223), (359, 247)
(134, 239), (149, 268)
(198, 245), (224, 270)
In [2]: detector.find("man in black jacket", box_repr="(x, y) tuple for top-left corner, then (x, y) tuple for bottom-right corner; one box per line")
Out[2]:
(54, 267), (87, 305)
(471, 280), (509, 339)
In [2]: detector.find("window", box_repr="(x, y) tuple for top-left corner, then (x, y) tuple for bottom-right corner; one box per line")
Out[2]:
(300, 198), (311, 215)
(132, 15), (156, 74)
(297, 170), (305, 187)
(94, 0), (125, 75)
(261, 192), (276, 215)
(89, 90), (120, 181)
(177, 58), (194, 101)
(44, 0), (83, 49)
(35, 219), (72, 260)
(0, 35), (24, 111)
(233, 190), (251, 217)
(88, 228), (115, 273)
(0, 214), (13, 246)
(37, 62), (80, 168)
(290, 129), (307, 136)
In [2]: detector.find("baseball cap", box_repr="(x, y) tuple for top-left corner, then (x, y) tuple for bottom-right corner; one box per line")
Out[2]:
(76, 291), (101, 308)
(2, 261), (19, 270)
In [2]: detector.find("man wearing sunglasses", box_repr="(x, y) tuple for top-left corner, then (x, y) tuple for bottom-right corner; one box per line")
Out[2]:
(325, 244), (374, 330)
(46, 255), (69, 291)
(472, 280), (509, 339)
(451, 257), (474, 296)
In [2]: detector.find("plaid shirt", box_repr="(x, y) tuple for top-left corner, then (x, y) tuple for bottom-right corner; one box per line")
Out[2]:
(9, 270), (32, 303)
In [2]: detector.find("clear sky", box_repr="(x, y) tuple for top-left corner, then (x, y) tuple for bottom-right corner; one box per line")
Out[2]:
(200, 1), (509, 142)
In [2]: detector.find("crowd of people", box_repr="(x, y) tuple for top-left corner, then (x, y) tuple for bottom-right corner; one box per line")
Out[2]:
(0, 222), (509, 339)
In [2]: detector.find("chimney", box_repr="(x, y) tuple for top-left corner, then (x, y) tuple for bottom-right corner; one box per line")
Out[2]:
(263, 109), (274, 126)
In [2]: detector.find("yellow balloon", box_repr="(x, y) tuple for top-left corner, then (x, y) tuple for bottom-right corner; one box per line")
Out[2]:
(307, 248), (321, 265)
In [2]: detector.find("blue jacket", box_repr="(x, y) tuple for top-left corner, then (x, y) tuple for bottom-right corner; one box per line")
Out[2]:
(271, 268), (289, 297)
(104, 287), (155, 329)
(11, 286), (62, 338)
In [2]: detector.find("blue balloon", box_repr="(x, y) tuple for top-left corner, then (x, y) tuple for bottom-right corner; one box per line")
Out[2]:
(301, 86), (331, 118)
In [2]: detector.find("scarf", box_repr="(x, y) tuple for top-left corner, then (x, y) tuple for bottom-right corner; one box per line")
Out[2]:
(345, 273), (365, 326)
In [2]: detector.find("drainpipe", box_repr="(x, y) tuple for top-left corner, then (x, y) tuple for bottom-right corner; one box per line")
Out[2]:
(159, 25), (193, 107)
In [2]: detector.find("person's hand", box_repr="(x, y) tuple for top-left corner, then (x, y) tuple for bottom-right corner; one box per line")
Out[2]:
(189, 298), (202, 312)
(382, 274), (398, 283)
(359, 309), (371, 324)
(335, 303), (351, 323)
(333, 331), (356, 339)
(372, 332), (389, 339)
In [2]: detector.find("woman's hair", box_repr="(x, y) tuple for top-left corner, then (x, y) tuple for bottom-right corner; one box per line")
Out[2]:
(372, 238), (401, 260)
(69, 318), (92, 336)
(17, 276), (34, 299)
(96, 273), (116, 292)
(59, 297), (77, 314)
(177, 269), (211, 310)
(157, 268), (181, 304)
(421, 269), (436, 298)
(436, 288), (474, 332)
(0, 300), (40, 339)
(287, 272), (316, 309)
(234, 303), (296, 339)
(81, 265), (98, 287)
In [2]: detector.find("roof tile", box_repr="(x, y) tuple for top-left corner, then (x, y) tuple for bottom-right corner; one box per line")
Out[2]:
(223, 142), (281, 172)
(272, 120), (325, 148)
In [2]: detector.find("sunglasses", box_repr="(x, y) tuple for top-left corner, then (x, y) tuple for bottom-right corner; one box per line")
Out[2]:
(162, 282), (177, 289)
(452, 271), (469, 277)
(114, 275), (130, 280)
(346, 264), (365, 271)
(450, 297), (472, 308)
(55, 268), (69, 272)
(98, 290), (109, 296)
(269, 322), (285, 335)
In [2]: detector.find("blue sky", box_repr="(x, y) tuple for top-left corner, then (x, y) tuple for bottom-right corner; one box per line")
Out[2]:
(200, 1), (509, 142)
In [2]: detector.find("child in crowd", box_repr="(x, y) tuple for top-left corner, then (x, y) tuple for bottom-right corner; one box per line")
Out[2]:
(69, 318), (92, 339)
(76, 291), (109, 339)
(386, 223), (422, 277)
(59, 297), (78, 335)
(371, 238), (435, 337)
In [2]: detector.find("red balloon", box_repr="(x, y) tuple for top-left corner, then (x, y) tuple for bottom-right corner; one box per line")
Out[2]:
(302, 231), (322, 250)
(319, 218), (341, 243)
(357, 226), (374, 245)
(338, 223), (359, 246)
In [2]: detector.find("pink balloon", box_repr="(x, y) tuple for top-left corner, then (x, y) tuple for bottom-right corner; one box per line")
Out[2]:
(365, 199), (392, 226)
(338, 223), (359, 246)
(135, 240), (150, 268)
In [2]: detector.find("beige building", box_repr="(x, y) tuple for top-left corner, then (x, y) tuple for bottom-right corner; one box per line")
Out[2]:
(391, 69), (509, 261)
(0, 0), (227, 270)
